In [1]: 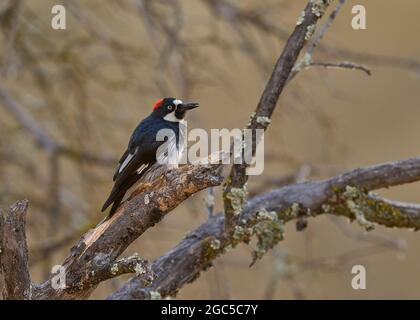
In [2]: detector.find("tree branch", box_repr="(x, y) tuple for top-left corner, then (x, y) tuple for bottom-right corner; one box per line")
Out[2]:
(76, 253), (154, 292)
(109, 157), (420, 299)
(31, 160), (224, 299)
(1, 200), (32, 300)
(309, 61), (371, 75)
(0, 207), (5, 299)
(223, 0), (334, 232)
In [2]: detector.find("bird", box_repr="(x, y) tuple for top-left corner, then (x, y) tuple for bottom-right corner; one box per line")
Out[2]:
(101, 97), (199, 217)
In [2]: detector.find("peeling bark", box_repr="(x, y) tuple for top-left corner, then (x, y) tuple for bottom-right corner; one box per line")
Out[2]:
(109, 157), (420, 299)
(32, 161), (224, 299)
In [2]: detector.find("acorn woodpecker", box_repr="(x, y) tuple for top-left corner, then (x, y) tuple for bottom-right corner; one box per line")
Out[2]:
(102, 97), (199, 216)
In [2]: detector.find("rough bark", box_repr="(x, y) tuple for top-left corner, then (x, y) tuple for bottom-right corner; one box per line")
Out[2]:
(1, 200), (32, 299)
(109, 157), (420, 299)
(1, 0), (420, 301)
(30, 161), (223, 299)
(0, 208), (5, 299)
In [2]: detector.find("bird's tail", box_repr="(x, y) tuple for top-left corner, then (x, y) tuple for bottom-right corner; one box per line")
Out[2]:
(109, 193), (124, 216)
(101, 168), (150, 221)
(101, 188), (124, 220)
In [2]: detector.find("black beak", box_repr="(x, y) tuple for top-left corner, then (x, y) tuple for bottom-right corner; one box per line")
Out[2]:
(179, 102), (199, 111)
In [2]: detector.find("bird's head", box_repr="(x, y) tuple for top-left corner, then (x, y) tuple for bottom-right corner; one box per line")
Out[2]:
(151, 97), (199, 122)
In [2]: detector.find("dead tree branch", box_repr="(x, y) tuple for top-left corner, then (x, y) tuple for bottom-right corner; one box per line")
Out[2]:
(29, 160), (224, 299)
(0, 208), (5, 299)
(109, 157), (420, 299)
(223, 0), (334, 232)
(0, 200), (31, 299)
(1, 0), (419, 301)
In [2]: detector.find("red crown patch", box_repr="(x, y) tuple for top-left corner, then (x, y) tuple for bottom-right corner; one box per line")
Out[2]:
(153, 98), (164, 110)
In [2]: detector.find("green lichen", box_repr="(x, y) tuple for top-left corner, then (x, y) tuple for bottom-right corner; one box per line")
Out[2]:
(226, 208), (287, 265)
(291, 203), (301, 217)
(256, 208), (277, 221)
(305, 24), (316, 41)
(251, 212), (285, 265)
(347, 199), (375, 231)
(365, 197), (415, 229)
(296, 11), (306, 26)
(110, 263), (119, 275)
(224, 244), (233, 253)
(292, 53), (312, 73)
(343, 185), (359, 200)
(134, 263), (146, 276)
(201, 237), (224, 265)
(247, 112), (256, 126)
(150, 291), (161, 300)
(311, 0), (332, 17)
(256, 116), (271, 127)
(322, 185), (397, 231)
(209, 239), (221, 250)
(322, 203), (331, 213)
(226, 186), (248, 216)
(343, 186), (375, 231)
(233, 225), (253, 243)
(275, 202), (301, 221)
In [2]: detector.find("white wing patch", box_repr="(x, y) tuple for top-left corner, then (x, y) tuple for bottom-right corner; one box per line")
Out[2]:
(118, 147), (138, 173)
(136, 163), (149, 175)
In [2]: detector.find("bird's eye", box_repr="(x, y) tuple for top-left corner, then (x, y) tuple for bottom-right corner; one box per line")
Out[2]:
(167, 105), (174, 111)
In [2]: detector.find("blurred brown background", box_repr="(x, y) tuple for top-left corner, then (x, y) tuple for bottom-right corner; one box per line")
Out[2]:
(0, 0), (419, 299)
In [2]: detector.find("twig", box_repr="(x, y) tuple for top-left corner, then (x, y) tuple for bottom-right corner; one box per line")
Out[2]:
(2, 0), (23, 77)
(311, 61), (371, 75)
(205, 187), (215, 218)
(307, 0), (346, 56)
(223, 0), (335, 233)
(71, 253), (154, 292)
(289, 0), (347, 82)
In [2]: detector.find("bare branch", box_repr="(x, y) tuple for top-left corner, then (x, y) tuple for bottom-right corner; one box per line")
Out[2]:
(223, 0), (334, 232)
(31, 159), (224, 299)
(310, 61), (371, 75)
(0, 207), (5, 299)
(1, 200), (32, 300)
(109, 157), (420, 299)
(2, 0), (23, 77)
(76, 253), (154, 292)
(307, 0), (346, 56)
(289, 0), (347, 81)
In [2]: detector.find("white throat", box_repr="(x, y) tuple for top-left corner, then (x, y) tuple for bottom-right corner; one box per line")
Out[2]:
(163, 111), (184, 123)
